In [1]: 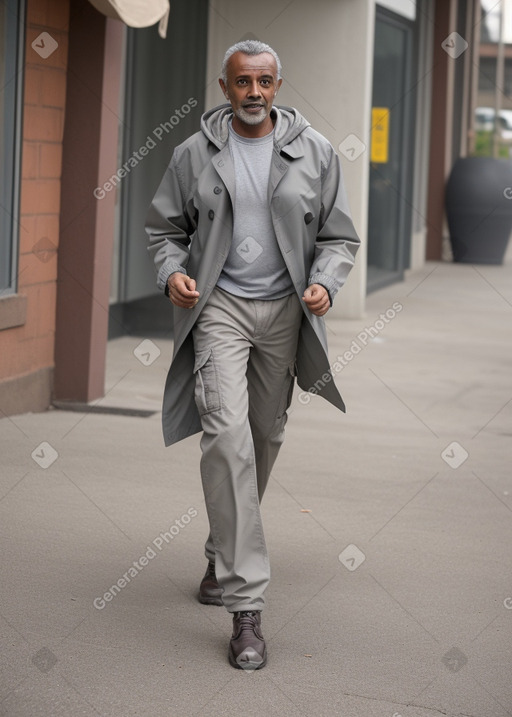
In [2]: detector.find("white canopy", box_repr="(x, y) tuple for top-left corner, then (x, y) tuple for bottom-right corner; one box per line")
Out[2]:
(88, 0), (170, 38)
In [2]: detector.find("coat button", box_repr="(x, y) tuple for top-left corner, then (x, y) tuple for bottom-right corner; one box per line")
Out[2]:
(304, 212), (314, 224)
(213, 186), (222, 194)
(208, 209), (214, 220)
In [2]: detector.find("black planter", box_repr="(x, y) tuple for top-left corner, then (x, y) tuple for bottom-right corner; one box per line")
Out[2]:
(445, 157), (512, 264)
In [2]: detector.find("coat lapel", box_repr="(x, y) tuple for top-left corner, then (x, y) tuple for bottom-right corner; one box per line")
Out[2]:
(212, 144), (236, 204)
(268, 150), (290, 201)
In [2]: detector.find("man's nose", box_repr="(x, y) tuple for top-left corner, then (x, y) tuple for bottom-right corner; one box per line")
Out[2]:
(247, 81), (262, 97)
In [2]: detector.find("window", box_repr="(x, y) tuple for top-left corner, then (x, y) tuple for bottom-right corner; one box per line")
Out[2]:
(0, 0), (24, 295)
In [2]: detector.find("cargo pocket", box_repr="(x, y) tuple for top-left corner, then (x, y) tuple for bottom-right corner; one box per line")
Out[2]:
(193, 348), (222, 416)
(276, 363), (296, 420)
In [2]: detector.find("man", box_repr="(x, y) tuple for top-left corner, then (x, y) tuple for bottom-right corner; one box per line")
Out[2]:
(146, 40), (359, 670)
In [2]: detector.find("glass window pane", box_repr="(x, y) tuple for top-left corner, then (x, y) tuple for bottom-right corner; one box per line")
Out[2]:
(0, 0), (22, 294)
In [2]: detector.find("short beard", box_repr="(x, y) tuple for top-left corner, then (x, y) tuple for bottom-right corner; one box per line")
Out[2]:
(234, 105), (270, 126)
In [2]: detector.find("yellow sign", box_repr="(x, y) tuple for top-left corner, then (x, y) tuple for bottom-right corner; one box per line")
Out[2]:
(371, 107), (389, 163)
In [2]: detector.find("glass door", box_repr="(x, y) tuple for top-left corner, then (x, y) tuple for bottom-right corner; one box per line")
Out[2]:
(367, 8), (416, 292)
(108, 0), (208, 337)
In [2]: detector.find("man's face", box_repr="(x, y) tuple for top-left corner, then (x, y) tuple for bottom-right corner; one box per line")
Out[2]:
(219, 52), (282, 130)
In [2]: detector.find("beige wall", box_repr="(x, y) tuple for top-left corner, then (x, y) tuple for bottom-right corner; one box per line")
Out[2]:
(205, 0), (376, 318)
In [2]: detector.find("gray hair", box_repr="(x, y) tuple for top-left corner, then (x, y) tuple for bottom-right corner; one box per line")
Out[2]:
(221, 40), (282, 83)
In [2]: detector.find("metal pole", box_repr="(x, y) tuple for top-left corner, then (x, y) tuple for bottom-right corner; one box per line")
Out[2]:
(493, 1), (505, 158)
(467, 0), (481, 156)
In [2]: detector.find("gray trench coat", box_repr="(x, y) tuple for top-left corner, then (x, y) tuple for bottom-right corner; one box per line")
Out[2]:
(146, 104), (360, 446)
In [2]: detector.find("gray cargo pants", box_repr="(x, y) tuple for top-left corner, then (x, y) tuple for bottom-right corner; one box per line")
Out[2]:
(192, 286), (303, 613)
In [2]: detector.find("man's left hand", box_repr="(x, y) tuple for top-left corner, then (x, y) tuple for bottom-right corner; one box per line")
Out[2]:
(302, 284), (330, 316)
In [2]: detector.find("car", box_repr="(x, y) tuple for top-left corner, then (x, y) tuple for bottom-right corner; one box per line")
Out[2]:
(475, 107), (512, 140)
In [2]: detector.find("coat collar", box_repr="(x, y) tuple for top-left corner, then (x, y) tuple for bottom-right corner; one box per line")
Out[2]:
(201, 103), (309, 158)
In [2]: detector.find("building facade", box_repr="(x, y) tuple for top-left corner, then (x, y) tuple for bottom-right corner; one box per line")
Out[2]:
(0, 0), (506, 416)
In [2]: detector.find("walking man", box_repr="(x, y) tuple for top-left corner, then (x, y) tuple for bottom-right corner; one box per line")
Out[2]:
(146, 40), (360, 669)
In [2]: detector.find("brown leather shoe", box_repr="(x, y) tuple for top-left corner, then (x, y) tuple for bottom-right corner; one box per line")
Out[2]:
(228, 611), (267, 670)
(198, 561), (223, 606)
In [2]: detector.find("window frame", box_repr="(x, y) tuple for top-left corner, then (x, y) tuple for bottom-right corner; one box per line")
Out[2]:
(1, 0), (25, 298)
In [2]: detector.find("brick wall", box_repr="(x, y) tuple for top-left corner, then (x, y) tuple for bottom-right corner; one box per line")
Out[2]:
(0, 0), (70, 415)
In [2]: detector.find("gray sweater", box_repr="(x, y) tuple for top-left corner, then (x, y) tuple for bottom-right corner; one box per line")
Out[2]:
(216, 122), (294, 300)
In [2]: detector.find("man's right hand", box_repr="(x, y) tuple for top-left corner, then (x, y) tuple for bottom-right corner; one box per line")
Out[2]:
(167, 272), (200, 309)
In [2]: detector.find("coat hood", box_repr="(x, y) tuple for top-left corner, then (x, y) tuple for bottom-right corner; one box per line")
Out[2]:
(200, 103), (310, 151)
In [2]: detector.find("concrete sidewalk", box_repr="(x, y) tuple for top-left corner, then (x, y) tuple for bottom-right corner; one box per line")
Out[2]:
(1, 255), (512, 717)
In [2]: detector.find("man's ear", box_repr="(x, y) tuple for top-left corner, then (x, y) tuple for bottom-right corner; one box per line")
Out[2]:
(274, 77), (283, 96)
(219, 78), (229, 100)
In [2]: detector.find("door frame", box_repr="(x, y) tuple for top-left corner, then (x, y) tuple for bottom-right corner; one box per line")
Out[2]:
(367, 4), (419, 293)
